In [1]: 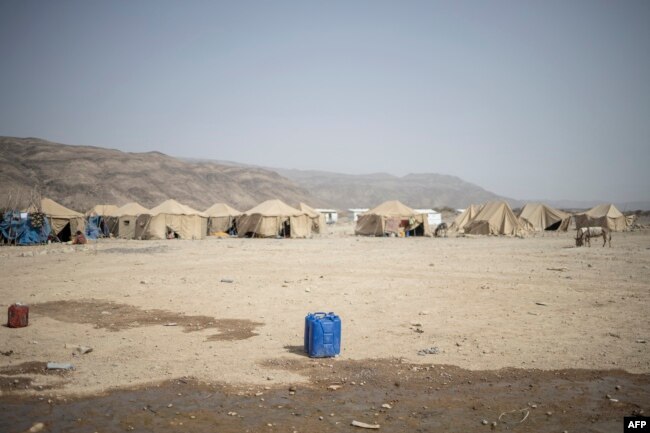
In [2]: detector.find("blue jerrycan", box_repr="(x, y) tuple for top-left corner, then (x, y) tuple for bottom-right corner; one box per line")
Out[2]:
(304, 312), (341, 358)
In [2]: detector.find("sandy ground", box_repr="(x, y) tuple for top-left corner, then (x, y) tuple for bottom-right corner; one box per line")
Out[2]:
(1, 223), (649, 398)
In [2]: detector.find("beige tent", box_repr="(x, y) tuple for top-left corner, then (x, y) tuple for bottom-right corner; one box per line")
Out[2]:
(109, 202), (150, 239)
(204, 203), (241, 235)
(574, 204), (631, 231)
(237, 199), (311, 238)
(355, 200), (432, 237)
(27, 198), (85, 242)
(518, 203), (571, 232)
(136, 199), (207, 240)
(448, 204), (484, 233)
(463, 201), (528, 236)
(85, 204), (119, 216)
(298, 203), (326, 234)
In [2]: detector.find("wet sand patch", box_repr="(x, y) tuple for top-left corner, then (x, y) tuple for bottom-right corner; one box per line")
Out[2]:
(1, 359), (647, 433)
(0, 362), (70, 392)
(33, 300), (262, 340)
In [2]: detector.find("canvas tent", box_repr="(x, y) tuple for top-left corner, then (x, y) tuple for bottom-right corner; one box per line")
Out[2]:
(204, 203), (241, 235)
(109, 202), (149, 239)
(574, 204), (631, 231)
(448, 204), (484, 233)
(136, 199), (207, 240)
(237, 199), (311, 238)
(86, 205), (119, 217)
(298, 203), (326, 234)
(355, 200), (432, 237)
(26, 198), (85, 242)
(462, 201), (528, 236)
(518, 203), (571, 232)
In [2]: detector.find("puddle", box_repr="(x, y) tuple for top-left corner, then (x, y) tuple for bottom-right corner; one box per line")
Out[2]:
(33, 300), (262, 340)
(1, 359), (647, 433)
(0, 362), (69, 393)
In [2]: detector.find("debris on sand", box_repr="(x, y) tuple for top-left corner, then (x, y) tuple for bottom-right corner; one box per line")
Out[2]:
(352, 420), (380, 429)
(220, 278), (234, 283)
(46, 362), (74, 370)
(65, 344), (93, 355)
(417, 347), (440, 356)
(535, 302), (548, 306)
(328, 384), (342, 390)
(546, 267), (568, 272)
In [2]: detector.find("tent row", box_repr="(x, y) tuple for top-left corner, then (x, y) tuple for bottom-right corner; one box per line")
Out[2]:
(450, 201), (633, 235)
(0, 197), (635, 245)
(0, 197), (330, 244)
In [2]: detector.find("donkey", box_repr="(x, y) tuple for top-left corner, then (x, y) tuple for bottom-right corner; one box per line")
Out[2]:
(576, 227), (611, 247)
(435, 222), (448, 238)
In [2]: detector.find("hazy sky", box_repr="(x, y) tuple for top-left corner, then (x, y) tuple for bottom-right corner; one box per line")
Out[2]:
(1, 1), (648, 202)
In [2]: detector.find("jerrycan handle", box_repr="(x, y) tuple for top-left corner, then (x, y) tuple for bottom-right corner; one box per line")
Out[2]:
(312, 312), (327, 318)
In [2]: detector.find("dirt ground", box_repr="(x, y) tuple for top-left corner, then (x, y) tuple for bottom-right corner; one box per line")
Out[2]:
(1, 223), (649, 432)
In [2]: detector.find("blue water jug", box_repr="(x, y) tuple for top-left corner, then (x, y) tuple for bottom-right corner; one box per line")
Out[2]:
(305, 312), (341, 358)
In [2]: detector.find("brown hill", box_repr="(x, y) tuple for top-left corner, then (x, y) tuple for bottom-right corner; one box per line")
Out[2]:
(273, 168), (518, 210)
(0, 137), (312, 211)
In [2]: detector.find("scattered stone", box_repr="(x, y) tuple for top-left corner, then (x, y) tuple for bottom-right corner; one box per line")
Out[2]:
(289, 386), (296, 392)
(481, 419), (489, 425)
(319, 416), (324, 420)
(418, 311), (429, 316)
(304, 288), (311, 292)
(535, 302), (548, 306)
(1, 350), (13, 356)
(351, 420), (380, 429)
(381, 403), (392, 409)
(65, 344), (93, 355)
(636, 339), (647, 344)
(227, 411), (237, 416)
(266, 376), (273, 381)
(546, 411), (552, 416)
(491, 421), (497, 428)
(615, 385), (621, 390)
(28, 422), (45, 432)
(417, 347), (440, 356)
(167, 403), (173, 408)
(164, 322), (178, 326)
(220, 278), (234, 283)
(327, 384), (342, 391)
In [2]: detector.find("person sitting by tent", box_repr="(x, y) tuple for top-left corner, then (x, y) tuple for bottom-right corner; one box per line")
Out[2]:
(72, 230), (87, 245)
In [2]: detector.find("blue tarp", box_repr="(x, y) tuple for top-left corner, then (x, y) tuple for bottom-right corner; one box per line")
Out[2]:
(0, 211), (51, 245)
(85, 215), (110, 239)
(85, 216), (101, 240)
